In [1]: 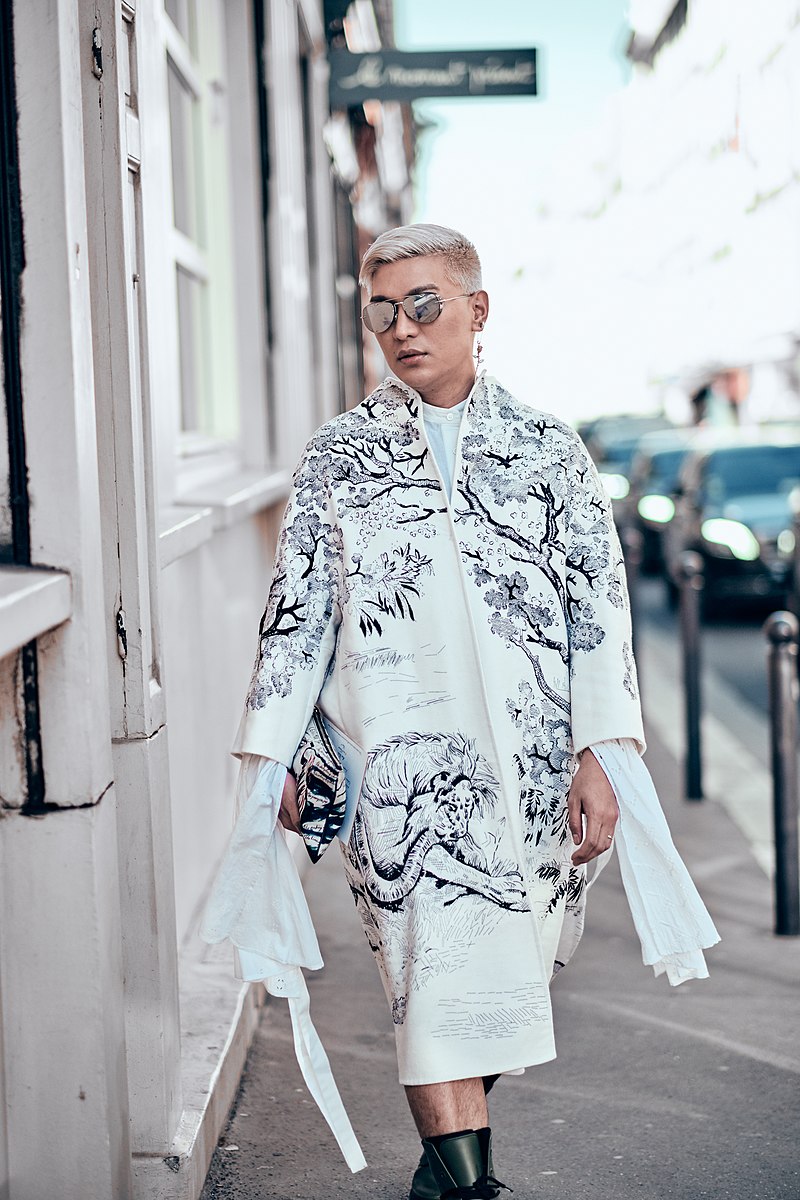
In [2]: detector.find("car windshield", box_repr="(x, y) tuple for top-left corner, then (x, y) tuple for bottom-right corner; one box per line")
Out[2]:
(599, 438), (640, 472)
(704, 445), (800, 501)
(646, 449), (687, 493)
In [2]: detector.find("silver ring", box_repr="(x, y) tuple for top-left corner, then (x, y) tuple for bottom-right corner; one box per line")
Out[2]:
(606, 834), (613, 841)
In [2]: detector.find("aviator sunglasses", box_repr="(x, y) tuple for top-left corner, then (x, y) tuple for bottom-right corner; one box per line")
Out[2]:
(362, 291), (472, 334)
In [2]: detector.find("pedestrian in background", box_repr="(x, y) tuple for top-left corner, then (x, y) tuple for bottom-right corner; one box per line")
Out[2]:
(203, 223), (719, 1200)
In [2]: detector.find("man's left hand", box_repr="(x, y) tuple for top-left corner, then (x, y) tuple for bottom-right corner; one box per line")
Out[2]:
(568, 747), (619, 865)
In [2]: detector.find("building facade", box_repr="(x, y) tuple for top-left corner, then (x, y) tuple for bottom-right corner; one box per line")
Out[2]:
(0, 1), (410, 1197)
(529, 0), (800, 422)
(623, 0), (800, 416)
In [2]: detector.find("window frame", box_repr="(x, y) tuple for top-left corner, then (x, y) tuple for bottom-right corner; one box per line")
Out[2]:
(144, 0), (272, 506)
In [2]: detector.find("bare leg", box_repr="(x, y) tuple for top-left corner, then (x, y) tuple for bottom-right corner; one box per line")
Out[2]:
(405, 1078), (489, 1138)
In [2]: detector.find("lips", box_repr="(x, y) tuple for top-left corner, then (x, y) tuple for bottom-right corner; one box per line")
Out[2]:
(397, 350), (426, 363)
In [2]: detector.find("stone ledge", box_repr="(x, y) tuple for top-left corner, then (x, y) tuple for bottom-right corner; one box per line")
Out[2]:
(0, 565), (72, 660)
(131, 938), (265, 1200)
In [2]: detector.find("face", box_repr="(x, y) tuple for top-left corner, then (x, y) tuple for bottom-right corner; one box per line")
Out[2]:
(366, 254), (489, 400)
(432, 773), (474, 842)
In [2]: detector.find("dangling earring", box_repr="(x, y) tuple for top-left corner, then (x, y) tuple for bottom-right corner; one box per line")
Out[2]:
(474, 321), (485, 369)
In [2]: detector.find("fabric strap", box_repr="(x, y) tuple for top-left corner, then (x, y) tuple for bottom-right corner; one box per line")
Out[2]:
(265, 968), (367, 1173)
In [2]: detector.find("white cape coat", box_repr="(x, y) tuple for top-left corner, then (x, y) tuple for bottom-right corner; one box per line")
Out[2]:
(232, 373), (648, 1085)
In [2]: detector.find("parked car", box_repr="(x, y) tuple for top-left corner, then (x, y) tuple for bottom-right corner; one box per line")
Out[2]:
(626, 430), (697, 572)
(663, 430), (800, 612)
(583, 415), (675, 509)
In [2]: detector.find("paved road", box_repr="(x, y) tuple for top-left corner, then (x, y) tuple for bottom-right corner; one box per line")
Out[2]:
(201, 723), (800, 1200)
(635, 575), (773, 718)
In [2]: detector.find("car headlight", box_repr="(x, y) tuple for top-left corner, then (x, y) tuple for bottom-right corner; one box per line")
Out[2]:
(778, 528), (795, 556)
(701, 518), (760, 561)
(599, 472), (630, 501)
(637, 494), (675, 523)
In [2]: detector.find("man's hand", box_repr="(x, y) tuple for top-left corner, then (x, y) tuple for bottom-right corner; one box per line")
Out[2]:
(277, 770), (302, 835)
(568, 748), (619, 865)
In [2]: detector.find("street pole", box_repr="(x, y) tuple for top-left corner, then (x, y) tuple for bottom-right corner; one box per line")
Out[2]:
(764, 611), (800, 937)
(678, 550), (704, 801)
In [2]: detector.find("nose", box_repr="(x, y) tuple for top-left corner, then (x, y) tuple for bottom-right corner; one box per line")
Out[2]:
(392, 304), (417, 340)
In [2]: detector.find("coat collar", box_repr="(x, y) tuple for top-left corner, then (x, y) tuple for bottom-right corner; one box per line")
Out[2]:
(369, 369), (493, 428)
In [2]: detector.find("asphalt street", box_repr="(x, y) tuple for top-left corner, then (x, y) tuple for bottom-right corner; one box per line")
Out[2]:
(635, 575), (773, 720)
(201, 717), (800, 1200)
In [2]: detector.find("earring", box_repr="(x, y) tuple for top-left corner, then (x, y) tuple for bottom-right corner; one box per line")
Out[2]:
(474, 321), (485, 368)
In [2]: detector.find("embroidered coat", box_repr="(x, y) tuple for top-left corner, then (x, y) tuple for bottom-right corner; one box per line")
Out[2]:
(233, 373), (645, 1086)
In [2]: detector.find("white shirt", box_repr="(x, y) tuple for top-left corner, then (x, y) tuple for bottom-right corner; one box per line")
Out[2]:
(421, 395), (468, 499)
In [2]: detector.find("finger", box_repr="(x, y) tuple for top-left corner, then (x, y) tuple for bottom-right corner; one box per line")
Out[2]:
(277, 808), (298, 834)
(278, 794), (302, 835)
(572, 813), (601, 864)
(567, 788), (583, 845)
(572, 839), (601, 865)
(572, 823), (615, 865)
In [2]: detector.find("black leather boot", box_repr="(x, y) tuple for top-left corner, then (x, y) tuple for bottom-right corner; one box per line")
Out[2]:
(410, 1125), (496, 1199)
(418, 1127), (510, 1200)
(409, 1148), (441, 1200)
(408, 1078), (502, 1200)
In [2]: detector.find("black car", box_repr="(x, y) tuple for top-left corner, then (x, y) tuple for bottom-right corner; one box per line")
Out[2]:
(582, 415), (675, 512)
(626, 430), (696, 572)
(664, 433), (800, 612)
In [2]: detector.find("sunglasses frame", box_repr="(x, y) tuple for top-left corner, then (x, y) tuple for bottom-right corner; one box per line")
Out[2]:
(361, 291), (472, 334)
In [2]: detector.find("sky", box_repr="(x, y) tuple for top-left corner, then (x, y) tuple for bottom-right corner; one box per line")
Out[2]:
(392, 0), (634, 414)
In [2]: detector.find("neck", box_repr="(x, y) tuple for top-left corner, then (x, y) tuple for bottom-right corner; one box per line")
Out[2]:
(418, 363), (477, 409)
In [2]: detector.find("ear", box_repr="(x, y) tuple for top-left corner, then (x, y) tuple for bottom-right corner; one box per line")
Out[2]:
(471, 289), (489, 330)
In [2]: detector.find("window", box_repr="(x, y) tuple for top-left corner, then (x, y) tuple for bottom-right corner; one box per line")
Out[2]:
(163, 0), (242, 458)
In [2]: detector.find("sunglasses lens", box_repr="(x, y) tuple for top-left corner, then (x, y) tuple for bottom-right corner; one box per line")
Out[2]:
(406, 293), (441, 324)
(363, 301), (395, 333)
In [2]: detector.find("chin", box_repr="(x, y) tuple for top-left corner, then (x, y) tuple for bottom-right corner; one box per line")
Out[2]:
(394, 361), (427, 384)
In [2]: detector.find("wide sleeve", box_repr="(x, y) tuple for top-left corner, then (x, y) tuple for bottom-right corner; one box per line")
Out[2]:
(590, 739), (720, 985)
(565, 435), (645, 755)
(232, 435), (343, 764)
(198, 754), (323, 977)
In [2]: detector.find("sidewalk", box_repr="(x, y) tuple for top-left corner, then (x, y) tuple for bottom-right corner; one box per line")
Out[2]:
(201, 651), (800, 1199)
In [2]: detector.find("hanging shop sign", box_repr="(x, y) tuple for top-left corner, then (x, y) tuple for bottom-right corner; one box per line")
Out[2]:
(329, 48), (538, 107)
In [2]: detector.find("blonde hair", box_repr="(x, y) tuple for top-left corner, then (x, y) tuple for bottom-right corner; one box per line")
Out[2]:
(359, 223), (482, 294)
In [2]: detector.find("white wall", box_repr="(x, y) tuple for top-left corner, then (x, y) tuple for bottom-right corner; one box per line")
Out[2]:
(162, 515), (276, 943)
(0, 0), (342, 1197)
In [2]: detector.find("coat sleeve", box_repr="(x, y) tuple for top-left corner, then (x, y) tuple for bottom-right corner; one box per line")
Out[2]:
(565, 435), (646, 756)
(231, 435), (343, 765)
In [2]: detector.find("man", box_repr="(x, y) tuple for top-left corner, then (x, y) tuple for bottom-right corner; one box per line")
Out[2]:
(230, 224), (716, 1199)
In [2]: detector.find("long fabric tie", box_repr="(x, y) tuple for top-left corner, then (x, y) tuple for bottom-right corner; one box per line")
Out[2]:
(200, 756), (367, 1172)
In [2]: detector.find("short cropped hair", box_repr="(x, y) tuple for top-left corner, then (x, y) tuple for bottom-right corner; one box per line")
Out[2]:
(358, 223), (482, 295)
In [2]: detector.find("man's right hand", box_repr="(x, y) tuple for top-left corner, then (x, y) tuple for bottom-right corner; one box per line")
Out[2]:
(277, 770), (302, 835)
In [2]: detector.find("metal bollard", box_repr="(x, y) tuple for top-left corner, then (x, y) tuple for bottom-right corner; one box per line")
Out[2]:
(678, 551), (704, 801)
(621, 525), (644, 676)
(764, 611), (800, 937)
